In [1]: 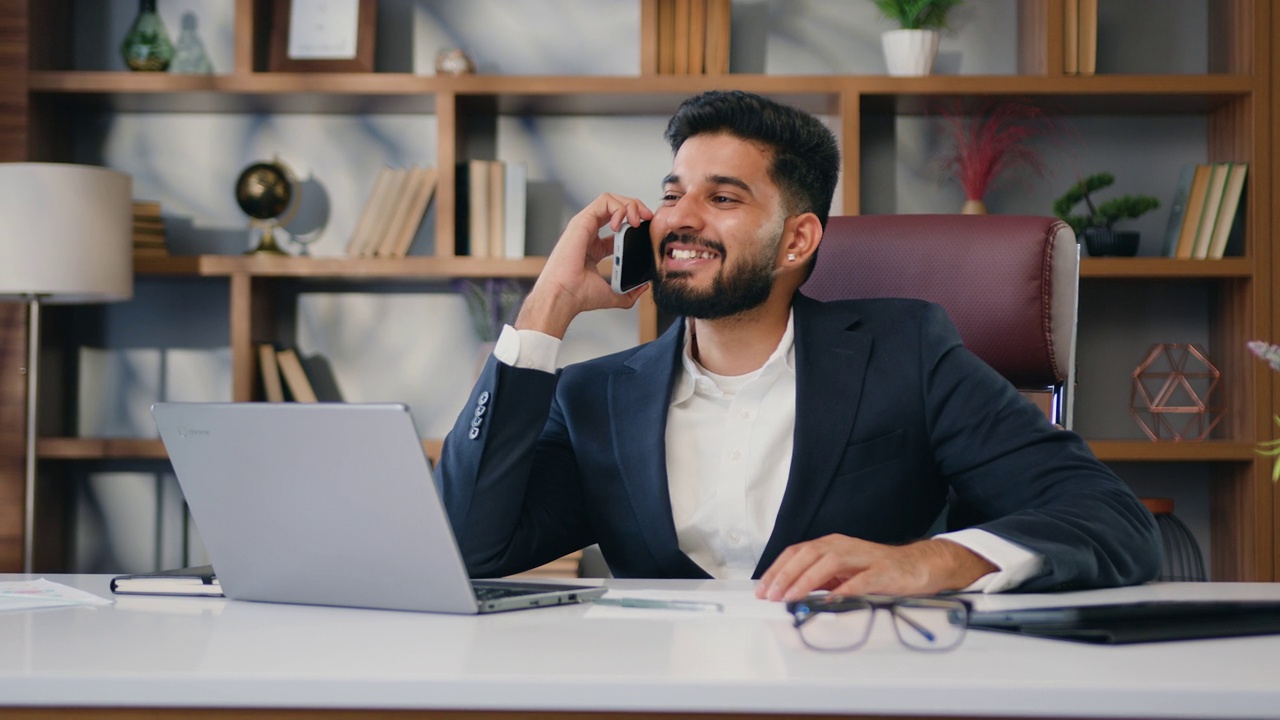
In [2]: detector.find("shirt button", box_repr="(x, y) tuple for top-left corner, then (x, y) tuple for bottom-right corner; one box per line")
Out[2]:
(729, 450), (742, 462)
(738, 410), (751, 420)
(728, 531), (742, 544)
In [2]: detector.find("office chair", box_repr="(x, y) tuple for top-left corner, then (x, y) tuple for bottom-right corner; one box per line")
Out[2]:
(802, 214), (1080, 428)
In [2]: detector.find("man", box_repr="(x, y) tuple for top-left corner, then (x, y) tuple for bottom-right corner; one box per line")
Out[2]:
(439, 90), (1160, 601)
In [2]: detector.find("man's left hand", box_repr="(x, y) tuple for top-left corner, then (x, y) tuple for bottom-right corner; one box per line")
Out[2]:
(755, 534), (997, 602)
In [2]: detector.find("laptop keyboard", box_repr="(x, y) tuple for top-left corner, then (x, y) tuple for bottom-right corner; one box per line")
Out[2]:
(473, 584), (539, 600)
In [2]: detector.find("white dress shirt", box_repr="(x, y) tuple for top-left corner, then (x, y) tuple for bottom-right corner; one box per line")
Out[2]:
(491, 317), (1042, 592)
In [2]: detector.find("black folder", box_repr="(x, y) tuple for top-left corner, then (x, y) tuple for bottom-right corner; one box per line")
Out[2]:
(966, 600), (1280, 644)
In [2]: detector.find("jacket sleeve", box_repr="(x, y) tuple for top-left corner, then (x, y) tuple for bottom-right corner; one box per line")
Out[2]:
(918, 304), (1162, 591)
(436, 354), (594, 577)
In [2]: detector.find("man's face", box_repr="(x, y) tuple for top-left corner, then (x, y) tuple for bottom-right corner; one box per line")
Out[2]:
(650, 133), (788, 320)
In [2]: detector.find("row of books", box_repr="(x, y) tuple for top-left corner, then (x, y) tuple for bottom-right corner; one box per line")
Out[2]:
(456, 159), (528, 259)
(1063, 0), (1098, 76)
(133, 200), (169, 257)
(1161, 162), (1249, 260)
(258, 344), (318, 402)
(648, 0), (731, 76)
(344, 164), (439, 258)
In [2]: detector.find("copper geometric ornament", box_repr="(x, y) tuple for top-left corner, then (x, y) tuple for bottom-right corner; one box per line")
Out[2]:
(1129, 343), (1225, 442)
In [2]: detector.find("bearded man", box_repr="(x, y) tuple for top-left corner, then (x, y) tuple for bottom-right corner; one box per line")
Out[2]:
(438, 90), (1160, 600)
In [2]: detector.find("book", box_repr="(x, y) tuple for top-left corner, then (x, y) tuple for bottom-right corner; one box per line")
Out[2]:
(1173, 163), (1211, 259)
(258, 343), (285, 402)
(384, 166), (439, 258)
(467, 159), (492, 258)
(640, 0), (660, 75)
(687, 0), (706, 75)
(1063, 0), (1079, 75)
(704, 0), (731, 75)
(275, 348), (318, 403)
(346, 166), (395, 256)
(1077, 0), (1097, 76)
(1206, 162), (1248, 259)
(487, 160), (507, 258)
(361, 167), (412, 257)
(109, 565), (223, 597)
(657, 0), (676, 74)
(375, 165), (427, 257)
(1160, 163), (1197, 257)
(1190, 162), (1230, 259)
(132, 200), (162, 218)
(673, 0), (690, 74)
(503, 161), (528, 259)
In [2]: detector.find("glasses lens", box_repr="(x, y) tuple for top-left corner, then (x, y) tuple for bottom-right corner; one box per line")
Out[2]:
(794, 600), (874, 651)
(889, 598), (968, 651)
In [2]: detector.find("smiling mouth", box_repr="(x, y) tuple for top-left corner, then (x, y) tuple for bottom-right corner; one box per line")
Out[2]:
(668, 248), (719, 261)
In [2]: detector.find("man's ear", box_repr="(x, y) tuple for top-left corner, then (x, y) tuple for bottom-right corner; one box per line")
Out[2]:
(782, 213), (823, 266)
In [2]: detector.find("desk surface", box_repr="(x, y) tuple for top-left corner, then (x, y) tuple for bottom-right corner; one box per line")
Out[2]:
(2, 576), (1280, 719)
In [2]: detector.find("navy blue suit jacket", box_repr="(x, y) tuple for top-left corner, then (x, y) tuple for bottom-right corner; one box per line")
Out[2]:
(438, 294), (1161, 591)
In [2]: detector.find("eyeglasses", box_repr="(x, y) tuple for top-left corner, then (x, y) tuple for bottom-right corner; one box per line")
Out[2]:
(786, 594), (970, 652)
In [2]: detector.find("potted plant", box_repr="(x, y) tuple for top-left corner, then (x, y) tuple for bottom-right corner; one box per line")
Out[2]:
(871, 0), (963, 76)
(1053, 172), (1160, 256)
(939, 100), (1053, 214)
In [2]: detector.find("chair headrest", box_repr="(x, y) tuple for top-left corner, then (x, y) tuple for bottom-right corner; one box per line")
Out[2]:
(801, 214), (1078, 387)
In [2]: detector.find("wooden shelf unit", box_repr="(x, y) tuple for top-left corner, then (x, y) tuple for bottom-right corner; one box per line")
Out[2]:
(0, 0), (1273, 580)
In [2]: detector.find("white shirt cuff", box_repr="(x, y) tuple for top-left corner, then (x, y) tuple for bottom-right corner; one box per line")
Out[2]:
(934, 528), (1044, 593)
(492, 324), (561, 372)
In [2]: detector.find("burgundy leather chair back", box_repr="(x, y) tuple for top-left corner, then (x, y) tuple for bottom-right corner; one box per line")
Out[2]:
(801, 214), (1079, 425)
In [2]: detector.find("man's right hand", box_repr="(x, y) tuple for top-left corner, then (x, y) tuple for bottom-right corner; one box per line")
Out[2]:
(514, 194), (654, 339)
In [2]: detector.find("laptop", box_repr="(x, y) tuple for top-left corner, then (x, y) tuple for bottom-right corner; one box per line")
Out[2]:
(151, 402), (606, 614)
(966, 599), (1280, 644)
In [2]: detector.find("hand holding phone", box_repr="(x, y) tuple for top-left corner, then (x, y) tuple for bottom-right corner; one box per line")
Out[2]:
(611, 220), (656, 294)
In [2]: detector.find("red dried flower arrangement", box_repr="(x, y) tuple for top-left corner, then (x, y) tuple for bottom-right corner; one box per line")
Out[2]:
(940, 101), (1054, 209)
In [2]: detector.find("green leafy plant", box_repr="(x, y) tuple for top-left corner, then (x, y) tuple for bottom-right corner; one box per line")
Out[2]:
(1052, 172), (1161, 237)
(454, 278), (529, 343)
(1247, 340), (1280, 482)
(870, 0), (963, 30)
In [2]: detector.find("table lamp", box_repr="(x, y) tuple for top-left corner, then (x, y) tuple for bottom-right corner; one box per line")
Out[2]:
(0, 163), (133, 572)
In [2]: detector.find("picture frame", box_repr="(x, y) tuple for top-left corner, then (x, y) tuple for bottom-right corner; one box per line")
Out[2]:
(268, 0), (377, 73)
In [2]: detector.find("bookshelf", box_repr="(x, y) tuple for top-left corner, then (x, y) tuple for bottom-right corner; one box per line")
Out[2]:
(0, 0), (1273, 581)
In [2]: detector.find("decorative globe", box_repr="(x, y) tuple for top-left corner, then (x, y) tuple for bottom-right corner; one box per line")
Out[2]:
(235, 162), (293, 221)
(235, 160), (297, 255)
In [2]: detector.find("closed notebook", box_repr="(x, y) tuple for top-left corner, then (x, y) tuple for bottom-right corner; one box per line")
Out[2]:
(110, 565), (223, 597)
(967, 599), (1280, 644)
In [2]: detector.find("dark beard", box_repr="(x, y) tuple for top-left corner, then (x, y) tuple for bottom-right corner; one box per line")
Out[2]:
(651, 234), (777, 320)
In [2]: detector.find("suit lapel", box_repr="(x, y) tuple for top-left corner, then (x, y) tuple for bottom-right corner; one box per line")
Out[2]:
(754, 295), (871, 575)
(609, 320), (709, 577)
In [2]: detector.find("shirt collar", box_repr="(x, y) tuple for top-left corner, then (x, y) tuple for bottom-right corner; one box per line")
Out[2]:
(671, 309), (797, 405)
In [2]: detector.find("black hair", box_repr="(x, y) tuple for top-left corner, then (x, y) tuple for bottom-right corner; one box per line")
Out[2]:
(663, 90), (841, 228)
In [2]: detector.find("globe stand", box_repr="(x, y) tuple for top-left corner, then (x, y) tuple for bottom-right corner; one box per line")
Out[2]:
(246, 220), (289, 256)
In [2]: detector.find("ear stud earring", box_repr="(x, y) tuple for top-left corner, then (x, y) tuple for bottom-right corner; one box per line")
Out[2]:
(787, 253), (797, 262)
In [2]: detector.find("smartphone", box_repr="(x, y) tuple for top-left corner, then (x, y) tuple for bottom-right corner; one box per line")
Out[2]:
(610, 220), (656, 294)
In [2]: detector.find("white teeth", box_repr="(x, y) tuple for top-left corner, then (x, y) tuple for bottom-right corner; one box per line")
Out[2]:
(670, 249), (716, 260)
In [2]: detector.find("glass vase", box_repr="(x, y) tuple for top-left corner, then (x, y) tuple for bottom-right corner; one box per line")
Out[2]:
(120, 0), (175, 72)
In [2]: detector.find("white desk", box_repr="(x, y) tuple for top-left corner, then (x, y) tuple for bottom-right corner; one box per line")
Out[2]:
(2, 576), (1279, 720)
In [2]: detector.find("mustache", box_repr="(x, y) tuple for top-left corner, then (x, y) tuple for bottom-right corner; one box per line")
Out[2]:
(659, 232), (726, 257)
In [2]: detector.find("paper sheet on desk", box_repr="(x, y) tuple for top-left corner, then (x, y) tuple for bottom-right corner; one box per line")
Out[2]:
(0, 578), (114, 612)
(584, 589), (787, 619)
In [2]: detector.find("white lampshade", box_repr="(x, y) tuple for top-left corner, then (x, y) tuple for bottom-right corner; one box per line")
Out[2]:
(0, 162), (133, 303)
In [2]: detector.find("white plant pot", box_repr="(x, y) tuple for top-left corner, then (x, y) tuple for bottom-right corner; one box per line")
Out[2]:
(882, 29), (940, 77)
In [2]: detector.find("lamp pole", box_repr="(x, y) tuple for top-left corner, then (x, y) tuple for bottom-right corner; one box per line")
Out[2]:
(23, 294), (42, 574)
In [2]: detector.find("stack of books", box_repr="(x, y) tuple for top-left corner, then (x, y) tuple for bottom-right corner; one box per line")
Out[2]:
(645, 0), (731, 76)
(1161, 162), (1249, 259)
(345, 164), (439, 258)
(1062, 0), (1098, 76)
(257, 344), (318, 402)
(454, 159), (527, 259)
(132, 200), (168, 257)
